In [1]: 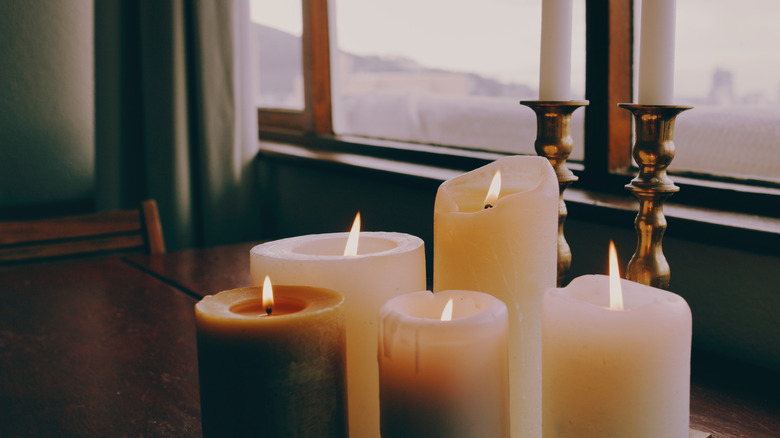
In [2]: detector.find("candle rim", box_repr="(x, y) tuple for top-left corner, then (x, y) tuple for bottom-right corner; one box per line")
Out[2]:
(435, 156), (557, 214)
(196, 285), (344, 321)
(547, 274), (690, 312)
(380, 290), (508, 327)
(250, 231), (424, 260)
(378, 291), (508, 359)
(229, 296), (307, 316)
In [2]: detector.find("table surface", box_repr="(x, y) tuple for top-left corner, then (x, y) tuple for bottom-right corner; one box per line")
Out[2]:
(0, 257), (201, 437)
(2, 242), (778, 437)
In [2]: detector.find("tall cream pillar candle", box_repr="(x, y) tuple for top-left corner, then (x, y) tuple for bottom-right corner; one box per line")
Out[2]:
(638, 0), (677, 104)
(434, 156), (559, 438)
(378, 290), (510, 438)
(542, 275), (692, 437)
(250, 232), (426, 438)
(539, 0), (573, 100)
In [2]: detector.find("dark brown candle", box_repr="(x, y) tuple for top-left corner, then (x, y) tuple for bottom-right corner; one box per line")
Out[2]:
(195, 285), (347, 437)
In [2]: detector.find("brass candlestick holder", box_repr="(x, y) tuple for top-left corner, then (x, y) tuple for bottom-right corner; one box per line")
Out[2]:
(520, 100), (588, 286)
(618, 103), (692, 289)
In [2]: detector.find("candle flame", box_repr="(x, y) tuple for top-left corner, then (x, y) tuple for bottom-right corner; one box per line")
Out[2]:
(263, 275), (274, 315)
(483, 171), (501, 209)
(609, 241), (624, 311)
(343, 212), (361, 256)
(441, 298), (454, 321)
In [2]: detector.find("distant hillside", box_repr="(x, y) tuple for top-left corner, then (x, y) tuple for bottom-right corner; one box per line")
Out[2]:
(255, 23), (533, 98)
(257, 24), (302, 95)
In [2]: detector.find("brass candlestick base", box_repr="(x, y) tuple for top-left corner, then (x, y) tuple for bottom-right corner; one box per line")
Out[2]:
(520, 100), (588, 286)
(619, 103), (692, 289)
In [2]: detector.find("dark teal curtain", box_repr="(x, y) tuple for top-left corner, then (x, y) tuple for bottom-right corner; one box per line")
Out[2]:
(95, 0), (259, 250)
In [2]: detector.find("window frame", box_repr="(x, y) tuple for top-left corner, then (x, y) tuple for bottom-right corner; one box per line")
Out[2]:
(255, 0), (780, 252)
(257, 0), (332, 134)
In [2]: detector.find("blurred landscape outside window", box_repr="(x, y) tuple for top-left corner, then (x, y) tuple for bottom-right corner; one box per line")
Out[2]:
(251, 0), (304, 110)
(328, 0), (586, 161)
(661, 0), (780, 183)
(251, 0), (779, 184)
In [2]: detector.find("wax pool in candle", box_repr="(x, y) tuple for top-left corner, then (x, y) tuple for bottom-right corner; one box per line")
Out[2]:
(638, 0), (677, 104)
(542, 274), (692, 437)
(250, 232), (426, 438)
(539, 0), (573, 100)
(378, 290), (509, 438)
(195, 284), (347, 438)
(434, 155), (558, 438)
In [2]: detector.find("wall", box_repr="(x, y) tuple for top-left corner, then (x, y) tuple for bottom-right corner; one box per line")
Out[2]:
(257, 156), (780, 371)
(0, 0), (94, 210)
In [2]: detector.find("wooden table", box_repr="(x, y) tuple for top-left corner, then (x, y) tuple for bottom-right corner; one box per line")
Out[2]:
(2, 242), (778, 437)
(0, 258), (201, 437)
(124, 242), (258, 299)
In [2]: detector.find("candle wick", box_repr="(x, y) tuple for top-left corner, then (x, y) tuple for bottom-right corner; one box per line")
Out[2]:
(484, 204), (494, 209)
(266, 307), (272, 315)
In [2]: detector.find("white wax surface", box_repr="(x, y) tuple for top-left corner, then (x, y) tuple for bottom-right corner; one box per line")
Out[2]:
(542, 275), (692, 438)
(434, 155), (559, 438)
(638, 0), (677, 104)
(378, 290), (509, 438)
(250, 232), (426, 438)
(539, 0), (573, 100)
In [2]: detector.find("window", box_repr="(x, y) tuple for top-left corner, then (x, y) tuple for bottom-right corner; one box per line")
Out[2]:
(664, 0), (780, 184)
(250, 0), (304, 110)
(330, 0), (586, 159)
(253, 0), (780, 221)
(250, 0), (332, 132)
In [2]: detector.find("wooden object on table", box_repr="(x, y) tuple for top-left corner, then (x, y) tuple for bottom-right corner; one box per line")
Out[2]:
(0, 199), (165, 264)
(0, 258), (199, 436)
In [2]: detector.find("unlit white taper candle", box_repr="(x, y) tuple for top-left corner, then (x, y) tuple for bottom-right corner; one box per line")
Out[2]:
(638, 0), (677, 104)
(539, 0), (573, 101)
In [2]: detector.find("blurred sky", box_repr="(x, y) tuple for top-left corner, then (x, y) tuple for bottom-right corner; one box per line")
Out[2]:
(251, 0), (780, 102)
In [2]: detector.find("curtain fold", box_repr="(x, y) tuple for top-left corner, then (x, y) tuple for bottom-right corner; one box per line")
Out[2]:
(95, 0), (258, 250)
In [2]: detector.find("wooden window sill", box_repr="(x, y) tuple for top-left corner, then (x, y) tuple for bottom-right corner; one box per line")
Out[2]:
(256, 134), (780, 256)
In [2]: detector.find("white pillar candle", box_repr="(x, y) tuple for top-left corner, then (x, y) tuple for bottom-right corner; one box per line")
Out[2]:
(539, 0), (573, 101)
(378, 290), (509, 438)
(434, 156), (559, 438)
(638, 0), (677, 104)
(250, 232), (426, 438)
(542, 274), (692, 437)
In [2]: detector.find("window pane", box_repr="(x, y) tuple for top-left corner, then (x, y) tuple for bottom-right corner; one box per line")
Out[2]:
(331, 0), (586, 160)
(650, 0), (780, 183)
(250, 0), (305, 110)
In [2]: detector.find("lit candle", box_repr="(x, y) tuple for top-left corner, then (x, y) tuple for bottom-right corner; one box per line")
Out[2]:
(542, 242), (692, 437)
(434, 156), (559, 438)
(378, 290), (509, 438)
(250, 216), (426, 438)
(539, 0), (573, 100)
(195, 278), (347, 437)
(638, 0), (677, 104)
